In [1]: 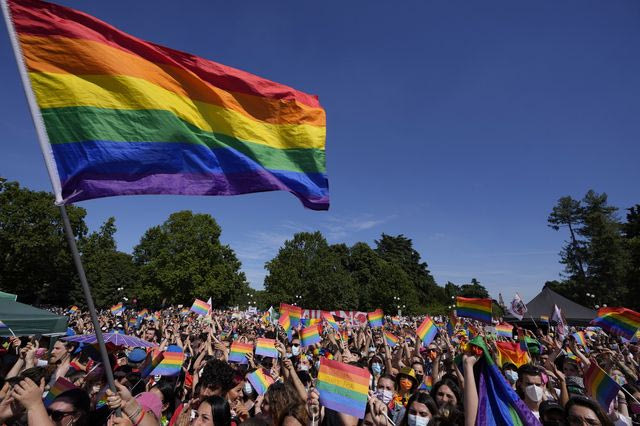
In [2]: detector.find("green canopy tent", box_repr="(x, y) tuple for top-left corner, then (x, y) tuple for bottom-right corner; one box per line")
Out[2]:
(0, 299), (68, 337)
(0, 291), (17, 301)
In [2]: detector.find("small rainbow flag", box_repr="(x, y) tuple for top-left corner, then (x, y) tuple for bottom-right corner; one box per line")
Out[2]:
(43, 377), (77, 407)
(456, 297), (492, 323)
(384, 331), (398, 348)
(190, 299), (211, 316)
(128, 317), (138, 329)
(255, 338), (278, 358)
(229, 341), (253, 363)
(110, 303), (125, 316)
(591, 307), (640, 340)
(391, 316), (400, 326)
(495, 323), (514, 339)
(180, 307), (190, 316)
(280, 303), (302, 328)
(301, 318), (320, 327)
(418, 375), (433, 392)
(152, 351), (184, 376)
(322, 312), (339, 331)
(367, 309), (384, 328)
(495, 341), (530, 367)
(416, 316), (438, 346)
(571, 331), (588, 349)
(583, 362), (621, 409)
(138, 309), (149, 318)
(301, 325), (322, 347)
(540, 315), (549, 324)
(68, 305), (79, 314)
(140, 351), (164, 378)
(317, 357), (370, 418)
(246, 368), (274, 396)
(341, 329), (349, 342)
(279, 312), (292, 341)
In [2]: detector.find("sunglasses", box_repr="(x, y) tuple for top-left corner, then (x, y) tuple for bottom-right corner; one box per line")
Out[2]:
(47, 409), (76, 422)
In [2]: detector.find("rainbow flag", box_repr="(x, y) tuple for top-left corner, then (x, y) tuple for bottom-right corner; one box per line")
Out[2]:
(571, 331), (588, 349)
(246, 368), (274, 396)
(7, 0), (328, 210)
(229, 341), (253, 363)
(384, 331), (398, 348)
(255, 338), (278, 358)
(110, 303), (125, 316)
(43, 377), (77, 407)
(470, 337), (540, 425)
(128, 317), (138, 329)
(391, 316), (400, 326)
(495, 341), (531, 368)
(495, 323), (514, 339)
(180, 307), (190, 316)
(152, 351), (184, 376)
(418, 375), (433, 392)
(416, 316), (438, 346)
(539, 315), (549, 324)
(138, 309), (149, 318)
(280, 303), (302, 327)
(67, 305), (79, 314)
(456, 297), (492, 323)
(367, 309), (384, 328)
(301, 325), (322, 347)
(591, 307), (640, 340)
(301, 318), (320, 327)
(341, 329), (349, 342)
(190, 299), (210, 316)
(583, 362), (621, 409)
(278, 311), (292, 341)
(317, 357), (370, 419)
(322, 312), (339, 331)
(140, 351), (164, 378)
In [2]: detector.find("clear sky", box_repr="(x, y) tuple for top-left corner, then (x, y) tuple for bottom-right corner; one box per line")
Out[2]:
(1, 0), (639, 303)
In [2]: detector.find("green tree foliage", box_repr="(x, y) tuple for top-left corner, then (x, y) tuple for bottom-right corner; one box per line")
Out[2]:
(0, 179), (86, 305)
(457, 278), (490, 298)
(263, 232), (358, 310)
(623, 205), (640, 308)
(79, 217), (137, 308)
(132, 211), (249, 307)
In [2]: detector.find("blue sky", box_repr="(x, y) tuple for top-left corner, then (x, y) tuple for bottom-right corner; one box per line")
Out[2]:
(1, 0), (639, 303)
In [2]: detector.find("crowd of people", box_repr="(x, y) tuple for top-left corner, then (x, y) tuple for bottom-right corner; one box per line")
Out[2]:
(0, 305), (639, 426)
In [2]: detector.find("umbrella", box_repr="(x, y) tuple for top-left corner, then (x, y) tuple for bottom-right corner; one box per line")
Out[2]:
(63, 333), (157, 348)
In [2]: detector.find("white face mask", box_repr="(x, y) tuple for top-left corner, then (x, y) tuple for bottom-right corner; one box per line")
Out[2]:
(505, 370), (518, 384)
(408, 414), (429, 426)
(291, 346), (300, 356)
(375, 389), (393, 405)
(525, 384), (544, 403)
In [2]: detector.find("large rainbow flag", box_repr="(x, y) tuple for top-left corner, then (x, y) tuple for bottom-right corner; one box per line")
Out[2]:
(6, 0), (328, 210)
(591, 307), (640, 340)
(456, 297), (492, 323)
(469, 337), (540, 425)
(416, 316), (438, 346)
(583, 362), (621, 409)
(317, 357), (370, 419)
(279, 303), (302, 328)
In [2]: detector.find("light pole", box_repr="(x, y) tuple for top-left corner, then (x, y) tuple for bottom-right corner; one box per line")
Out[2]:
(393, 296), (401, 316)
(294, 295), (302, 306)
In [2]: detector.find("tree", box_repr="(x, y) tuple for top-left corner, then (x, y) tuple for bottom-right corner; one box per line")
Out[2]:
(458, 278), (490, 298)
(132, 211), (248, 307)
(374, 234), (444, 307)
(263, 232), (358, 310)
(548, 196), (587, 284)
(623, 205), (640, 309)
(0, 179), (86, 305)
(79, 217), (137, 308)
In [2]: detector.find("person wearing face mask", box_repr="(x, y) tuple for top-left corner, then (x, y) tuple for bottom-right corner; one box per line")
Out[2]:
(398, 392), (437, 426)
(516, 364), (544, 419)
(502, 363), (519, 389)
(376, 375), (404, 425)
(290, 338), (301, 357)
(394, 368), (418, 408)
(369, 355), (384, 388)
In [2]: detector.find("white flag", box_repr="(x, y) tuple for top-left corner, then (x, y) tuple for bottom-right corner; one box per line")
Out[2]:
(551, 304), (567, 337)
(508, 293), (527, 320)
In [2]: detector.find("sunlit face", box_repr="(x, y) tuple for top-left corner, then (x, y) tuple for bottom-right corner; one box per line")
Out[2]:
(144, 329), (157, 342)
(377, 377), (394, 392)
(227, 381), (244, 405)
(191, 401), (214, 426)
(50, 341), (69, 364)
(567, 404), (601, 426)
(434, 384), (456, 406)
(408, 401), (432, 418)
(412, 363), (424, 376)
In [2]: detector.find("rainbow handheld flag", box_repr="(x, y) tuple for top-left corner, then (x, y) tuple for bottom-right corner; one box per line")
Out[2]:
(229, 341), (253, 364)
(456, 297), (492, 323)
(367, 309), (383, 328)
(152, 351), (184, 376)
(470, 337), (541, 425)
(384, 331), (398, 348)
(539, 315), (549, 324)
(571, 332), (588, 350)
(138, 309), (149, 318)
(278, 311), (292, 341)
(583, 362), (621, 409)
(591, 307), (640, 340)
(110, 303), (125, 316)
(255, 338), (278, 358)
(317, 357), (370, 419)
(416, 316), (438, 346)
(301, 325), (322, 347)
(322, 312), (339, 331)
(280, 303), (302, 328)
(43, 377), (77, 407)
(246, 368), (274, 396)
(495, 323), (514, 339)
(391, 316), (401, 326)
(495, 341), (531, 368)
(6, 0), (328, 210)
(67, 305), (79, 314)
(190, 299), (210, 316)
(140, 351), (164, 378)
(128, 317), (138, 329)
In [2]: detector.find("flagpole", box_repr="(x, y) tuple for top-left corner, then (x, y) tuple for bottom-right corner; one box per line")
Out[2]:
(1, 0), (120, 404)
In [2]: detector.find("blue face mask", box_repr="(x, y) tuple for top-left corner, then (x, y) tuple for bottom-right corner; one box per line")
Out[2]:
(372, 362), (383, 375)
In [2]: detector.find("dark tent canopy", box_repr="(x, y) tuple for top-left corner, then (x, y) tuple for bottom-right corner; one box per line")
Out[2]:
(0, 299), (68, 337)
(506, 285), (596, 326)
